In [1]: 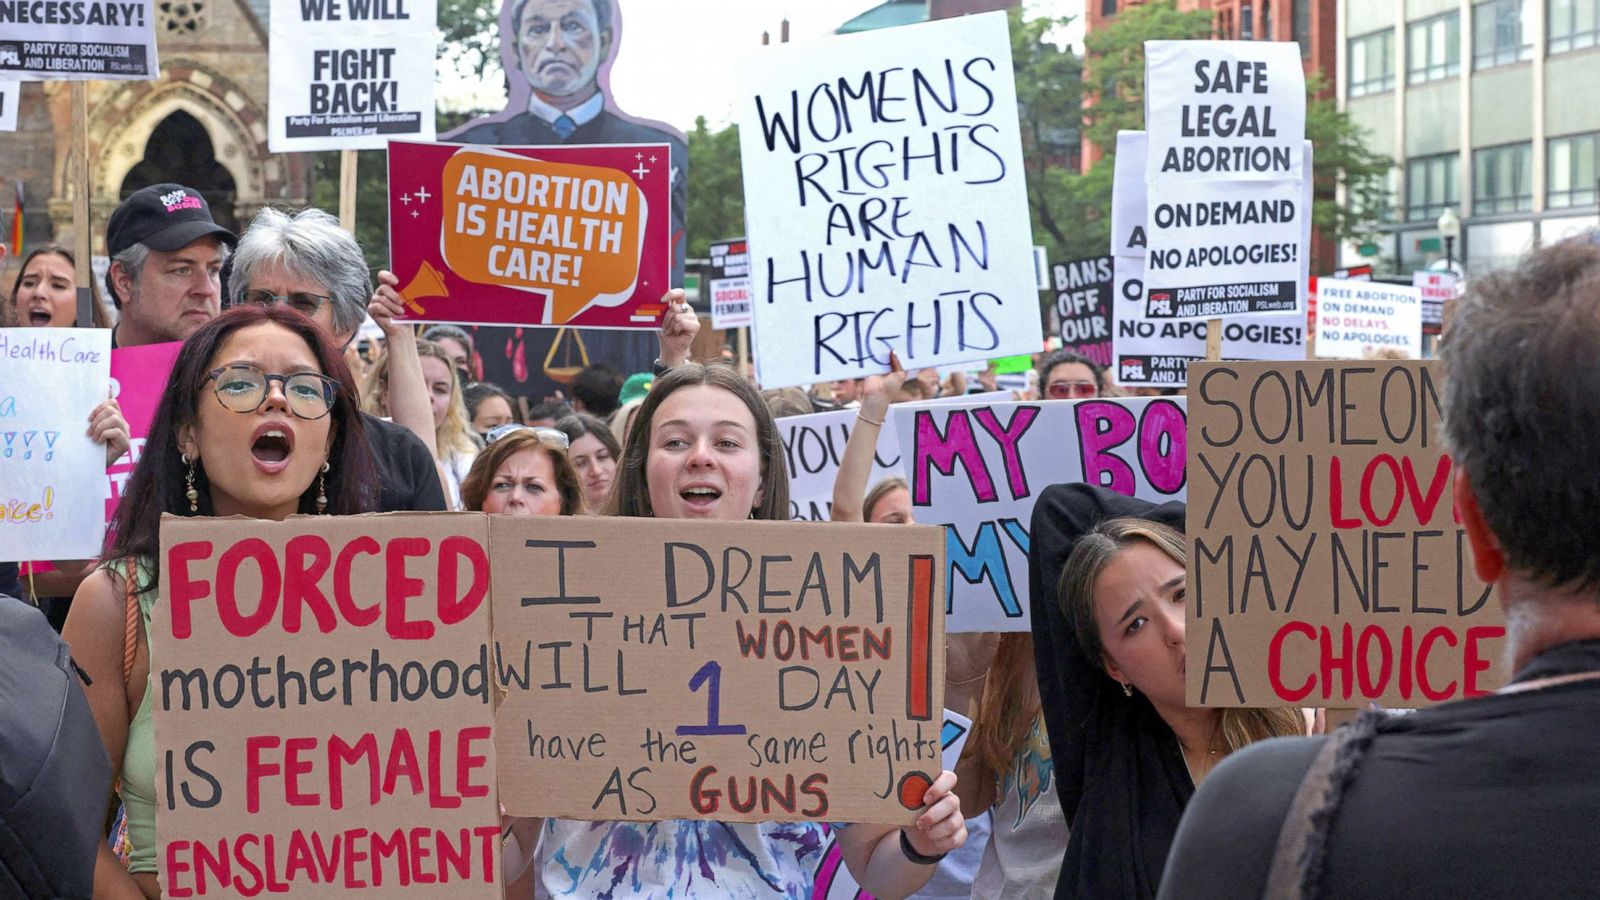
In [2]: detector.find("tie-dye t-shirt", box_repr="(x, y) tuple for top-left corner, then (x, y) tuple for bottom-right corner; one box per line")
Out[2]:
(537, 818), (827, 899)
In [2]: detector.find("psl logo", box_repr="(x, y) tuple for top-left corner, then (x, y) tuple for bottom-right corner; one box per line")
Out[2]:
(0, 48), (21, 66)
(1146, 291), (1173, 316)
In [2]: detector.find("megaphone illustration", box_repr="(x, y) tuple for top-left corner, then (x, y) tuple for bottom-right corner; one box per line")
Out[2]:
(398, 260), (449, 315)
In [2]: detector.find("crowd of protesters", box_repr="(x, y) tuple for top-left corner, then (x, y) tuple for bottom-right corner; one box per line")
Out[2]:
(3, 183), (1598, 900)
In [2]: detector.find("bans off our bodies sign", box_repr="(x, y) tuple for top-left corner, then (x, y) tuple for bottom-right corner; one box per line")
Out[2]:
(387, 141), (673, 329)
(153, 514), (945, 895)
(1185, 361), (1506, 708)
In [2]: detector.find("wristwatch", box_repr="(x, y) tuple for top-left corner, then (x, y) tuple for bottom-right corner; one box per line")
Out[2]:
(652, 358), (671, 377)
(899, 829), (948, 866)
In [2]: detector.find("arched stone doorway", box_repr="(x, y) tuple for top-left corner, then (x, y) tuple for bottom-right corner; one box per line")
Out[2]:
(118, 108), (240, 233)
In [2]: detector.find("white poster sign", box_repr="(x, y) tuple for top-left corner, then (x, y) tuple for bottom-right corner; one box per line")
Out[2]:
(1314, 278), (1423, 359)
(1111, 255), (1305, 386)
(779, 405), (903, 522)
(1111, 131), (1147, 258)
(737, 12), (1040, 388)
(893, 397), (1188, 632)
(1413, 270), (1456, 335)
(0, 79), (19, 131)
(1144, 40), (1305, 185)
(709, 237), (754, 329)
(0, 328), (113, 561)
(1112, 141), (1311, 386)
(0, 0), (158, 79)
(1142, 41), (1305, 320)
(267, 0), (436, 151)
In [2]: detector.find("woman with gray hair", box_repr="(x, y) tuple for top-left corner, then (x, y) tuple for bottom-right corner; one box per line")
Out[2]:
(227, 206), (448, 512)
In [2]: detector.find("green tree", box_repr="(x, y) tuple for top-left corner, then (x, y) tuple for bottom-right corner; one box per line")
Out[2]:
(1079, 0), (1394, 271)
(437, 0), (503, 84)
(1009, 7), (1089, 262)
(685, 116), (745, 259)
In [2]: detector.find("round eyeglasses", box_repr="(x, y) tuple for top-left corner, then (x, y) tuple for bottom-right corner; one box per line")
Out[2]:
(207, 364), (339, 420)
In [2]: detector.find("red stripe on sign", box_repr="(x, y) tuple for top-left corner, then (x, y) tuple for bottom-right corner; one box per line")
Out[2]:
(906, 554), (935, 721)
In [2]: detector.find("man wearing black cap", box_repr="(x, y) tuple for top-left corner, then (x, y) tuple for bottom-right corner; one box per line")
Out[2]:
(104, 183), (237, 348)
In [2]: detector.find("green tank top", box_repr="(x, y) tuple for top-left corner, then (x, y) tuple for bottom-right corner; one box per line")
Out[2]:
(113, 558), (160, 875)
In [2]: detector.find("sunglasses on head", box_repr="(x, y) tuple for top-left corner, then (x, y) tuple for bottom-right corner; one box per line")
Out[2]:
(486, 423), (570, 450)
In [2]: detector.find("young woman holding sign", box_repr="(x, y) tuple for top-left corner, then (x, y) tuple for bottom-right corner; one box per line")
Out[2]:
(62, 306), (379, 898)
(501, 362), (968, 900)
(1031, 486), (1308, 899)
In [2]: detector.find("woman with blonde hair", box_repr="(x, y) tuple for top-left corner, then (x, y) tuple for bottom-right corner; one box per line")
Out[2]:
(363, 338), (481, 508)
(1029, 486), (1308, 899)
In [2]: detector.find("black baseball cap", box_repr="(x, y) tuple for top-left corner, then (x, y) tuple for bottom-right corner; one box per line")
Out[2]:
(106, 183), (238, 257)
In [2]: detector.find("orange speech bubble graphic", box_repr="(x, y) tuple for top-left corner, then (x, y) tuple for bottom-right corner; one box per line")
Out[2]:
(442, 148), (648, 325)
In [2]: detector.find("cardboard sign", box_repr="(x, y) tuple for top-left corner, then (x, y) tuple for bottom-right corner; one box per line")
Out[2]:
(1186, 361), (1506, 707)
(492, 516), (945, 824)
(267, 0), (436, 151)
(0, 0), (159, 79)
(1112, 255), (1305, 387)
(1314, 278), (1422, 359)
(1052, 256), (1114, 367)
(152, 514), (501, 897)
(893, 397), (1188, 632)
(0, 328), (111, 562)
(1142, 42), (1306, 320)
(1412, 271), (1457, 336)
(810, 709), (971, 900)
(106, 340), (180, 522)
(387, 141), (672, 329)
(709, 237), (753, 330)
(736, 11), (1040, 388)
(0, 79), (18, 131)
(780, 405), (903, 522)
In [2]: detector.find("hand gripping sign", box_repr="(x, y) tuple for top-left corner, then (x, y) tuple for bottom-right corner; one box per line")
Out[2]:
(388, 141), (672, 329)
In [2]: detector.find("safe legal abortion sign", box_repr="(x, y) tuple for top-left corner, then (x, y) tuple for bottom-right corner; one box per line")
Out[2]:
(1185, 361), (1506, 709)
(387, 141), (672, 329)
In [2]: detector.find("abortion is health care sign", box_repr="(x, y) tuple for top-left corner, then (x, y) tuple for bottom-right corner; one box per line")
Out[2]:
(0, 0), (158, 79)
(1142, 41), (1306, 321)
(893, 397), (1188, 632)
(736, 11), (1040, 388)
(387, 141), (673, 329)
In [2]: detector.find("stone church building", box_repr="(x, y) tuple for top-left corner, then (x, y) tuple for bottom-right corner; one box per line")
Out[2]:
(3, 0), (312, 255)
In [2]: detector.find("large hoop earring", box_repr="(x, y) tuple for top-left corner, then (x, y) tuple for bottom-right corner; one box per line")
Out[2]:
(182, 453), (199, 513)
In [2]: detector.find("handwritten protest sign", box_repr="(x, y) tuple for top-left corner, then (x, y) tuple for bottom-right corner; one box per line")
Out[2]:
(1, 328), (111, 561)
(106, 340), (180, 522)
(267, 0), (436, 151)
(893, 397), (1188, 632)
(153, 514), (500, 897)
(736, 11), (1039, 388)
(0, 0), (158, 79)
(810, 709), (971, 900)
(1186, 361), (1506, 707)
(1413, 270), (1456, 336)
(492, 515), (945, 824)
(0, 79), (18, 131)
(1142, 42), (1305, 320)
(1314, 278), (1422, 359)
(1053, 256), (1113, 367)
(780, 406), (902, 522)
(387, 141), (671, 328)
(709, 237), (753, 330)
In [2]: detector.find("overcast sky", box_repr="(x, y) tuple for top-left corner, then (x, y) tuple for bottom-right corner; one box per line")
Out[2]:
(440, 0), (1084, 133)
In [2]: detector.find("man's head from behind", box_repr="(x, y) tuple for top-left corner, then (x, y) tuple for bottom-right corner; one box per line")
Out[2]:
(512, 0), (612, 105)
(106, 184), (238, 346)
(229, 207), (372, 348)
(1444, 239), (1600, 596)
